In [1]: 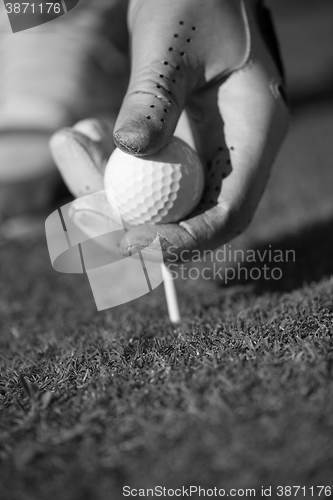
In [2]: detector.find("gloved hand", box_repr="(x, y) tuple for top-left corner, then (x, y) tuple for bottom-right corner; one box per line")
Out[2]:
(50, 0), (289, 260)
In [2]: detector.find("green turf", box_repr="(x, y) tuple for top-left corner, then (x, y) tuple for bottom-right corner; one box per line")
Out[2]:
(1, 234), (333, 499)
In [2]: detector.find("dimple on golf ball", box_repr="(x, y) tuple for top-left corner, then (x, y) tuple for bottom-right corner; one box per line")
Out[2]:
(104, 137), (204, 227)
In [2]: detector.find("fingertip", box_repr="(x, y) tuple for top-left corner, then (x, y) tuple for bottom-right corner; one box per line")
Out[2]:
(49, 128), (105, 198)
(114, 121), (172, 157)
(113, 126), (152, 156)
(120, 223), (196, 261)
(113, 94), (179, 156)
(120, 224), (160, 256)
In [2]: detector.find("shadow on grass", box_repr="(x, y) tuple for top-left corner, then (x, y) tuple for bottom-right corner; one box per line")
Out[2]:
(237, 216), (333, 293)
(212, 216), (333, 294)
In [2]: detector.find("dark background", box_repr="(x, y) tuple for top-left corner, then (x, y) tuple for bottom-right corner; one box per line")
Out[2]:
(240, 0), (333, 247)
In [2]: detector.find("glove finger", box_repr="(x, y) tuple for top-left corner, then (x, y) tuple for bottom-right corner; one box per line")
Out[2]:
(50, 117), (116, 198)
(113, 0), (247, 157)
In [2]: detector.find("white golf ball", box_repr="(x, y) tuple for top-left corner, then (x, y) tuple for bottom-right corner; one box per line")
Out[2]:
(104, 137), (204, 227)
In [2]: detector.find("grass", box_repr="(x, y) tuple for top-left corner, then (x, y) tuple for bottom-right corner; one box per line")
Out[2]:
(0, 236), (333, 499)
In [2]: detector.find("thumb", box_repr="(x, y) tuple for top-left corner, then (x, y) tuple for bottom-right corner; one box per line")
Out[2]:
(114, 0), (201, 156)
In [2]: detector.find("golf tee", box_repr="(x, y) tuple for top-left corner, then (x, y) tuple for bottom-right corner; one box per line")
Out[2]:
(161, 263), (181, 324)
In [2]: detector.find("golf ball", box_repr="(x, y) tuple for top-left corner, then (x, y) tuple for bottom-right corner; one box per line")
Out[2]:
(104, 137), (204, 227)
